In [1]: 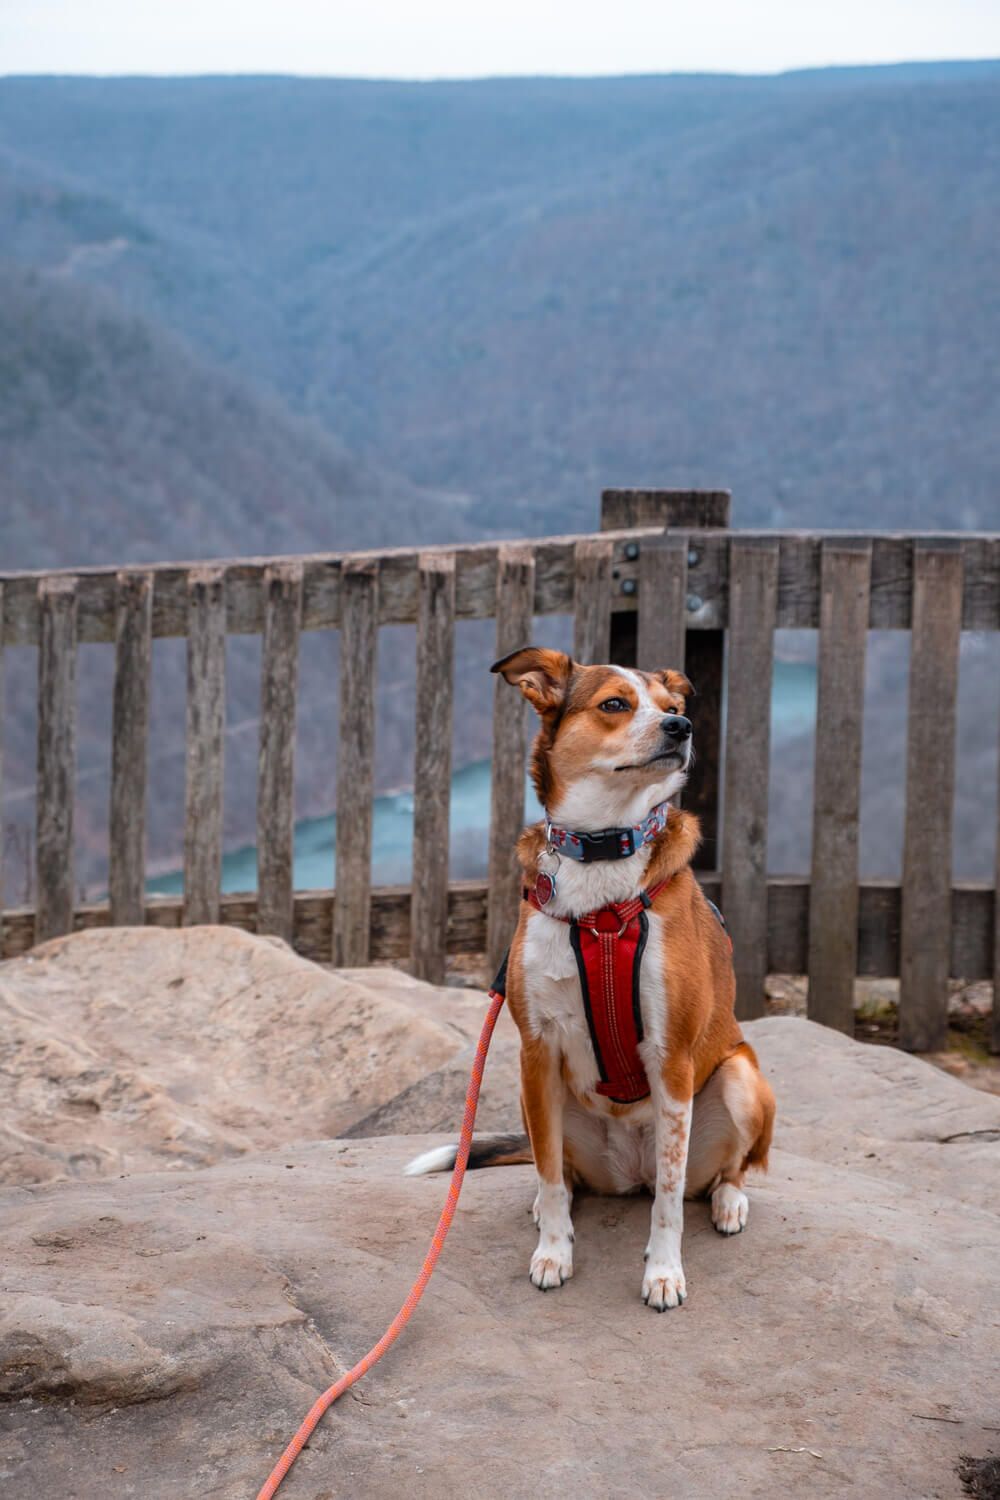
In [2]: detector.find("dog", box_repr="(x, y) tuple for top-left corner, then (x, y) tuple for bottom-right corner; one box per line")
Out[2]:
(407, 647), (775, 1311)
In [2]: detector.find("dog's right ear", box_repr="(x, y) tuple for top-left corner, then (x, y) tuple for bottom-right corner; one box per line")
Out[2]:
(491, 647), (573, 715)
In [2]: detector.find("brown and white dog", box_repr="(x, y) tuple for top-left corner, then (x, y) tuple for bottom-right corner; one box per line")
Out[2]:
(407, 648), (775, 1311)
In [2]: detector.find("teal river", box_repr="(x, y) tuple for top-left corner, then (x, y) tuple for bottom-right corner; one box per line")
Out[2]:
(147, 661), (816, 895)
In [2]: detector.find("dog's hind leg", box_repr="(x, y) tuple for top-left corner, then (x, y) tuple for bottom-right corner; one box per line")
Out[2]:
(685, 1044), (775, 1235)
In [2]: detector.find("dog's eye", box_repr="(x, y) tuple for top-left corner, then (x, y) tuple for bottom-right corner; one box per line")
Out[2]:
(599, 697), (630, 713)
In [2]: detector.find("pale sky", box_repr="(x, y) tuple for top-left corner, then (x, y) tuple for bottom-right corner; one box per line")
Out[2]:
(2, 0), (1000, 78)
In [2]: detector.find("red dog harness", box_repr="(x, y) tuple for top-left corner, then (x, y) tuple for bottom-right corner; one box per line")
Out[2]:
(524, 879), (671, 1103)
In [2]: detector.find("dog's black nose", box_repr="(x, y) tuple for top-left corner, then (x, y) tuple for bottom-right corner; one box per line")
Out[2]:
(660, 715), (691, 741)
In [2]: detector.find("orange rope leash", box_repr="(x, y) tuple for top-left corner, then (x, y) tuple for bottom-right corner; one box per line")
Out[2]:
(255, 987), (507, 1500)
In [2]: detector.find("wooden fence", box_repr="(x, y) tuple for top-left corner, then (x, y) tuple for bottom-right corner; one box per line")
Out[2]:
(1, 490), (998, 1052)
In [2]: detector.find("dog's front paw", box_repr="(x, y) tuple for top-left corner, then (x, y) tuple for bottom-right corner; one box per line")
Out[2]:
(642, 1262), (687, 1311)
(711, 1182), (748, 1235)
(530, 1240), (573, 1290)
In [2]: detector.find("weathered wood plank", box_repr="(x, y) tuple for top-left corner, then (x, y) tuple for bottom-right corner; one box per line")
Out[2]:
(411, 552), (456, 983)
(610, 497), (732, 870)
(636, 531), (689, 673)
(0, 530), (636, 642)
(487, 545), (536, 976)
(332, 559), (379, 966)
(683, 629), (726, 870)
(993, 560), (1000, 1057)
(183, 568), (227, 926)
(573, 537), (613, 663)
(2, 877), (994, 976)
(948, 884), (993, 989)
(3, 530), (997, 642)
(899, 541), (963, 1051)
(808, 540), (872, 1031)
(996, 698), (1000, 1053)
(256, 563), (302, 941)
(673, 514), (729, 874)
(0, 582), (3, 954)
(109, 571), (153, 926)
(35, 577), (78, 942)
(722, 537), (779, 1019)
(601, 489), (732, 532)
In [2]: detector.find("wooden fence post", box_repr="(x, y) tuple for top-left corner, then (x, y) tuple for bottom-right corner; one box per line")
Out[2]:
(109, 570), (153, 926)
(257, 562), (302, 942)
(0, 582), (4, 953)
(721, 536), (779, 1020)
(808, 539), (872, 1031)
(333, 559), (380, 967)
(487, 544), (536, 978)
(995, 684), (1000, 1054)
(183, 567), (227, 926)
(636, 531), (689, 674)
(899, 540), (963, 1051)
(573, 537), (613, 663)
(35, 576), (78, 943)
(411, 552), (456, 983)
(603, 489), (731, 869)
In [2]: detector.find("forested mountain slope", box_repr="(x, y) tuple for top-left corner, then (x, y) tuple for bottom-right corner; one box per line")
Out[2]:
(2, 64), (998, 549)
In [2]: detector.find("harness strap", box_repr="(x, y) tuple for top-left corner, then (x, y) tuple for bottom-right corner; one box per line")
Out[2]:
(524, 877), (670, 927)
(523, 878), (671, 1103)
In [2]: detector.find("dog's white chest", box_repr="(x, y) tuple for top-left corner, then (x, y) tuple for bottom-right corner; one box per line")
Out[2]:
(521, 912), (601, 1096)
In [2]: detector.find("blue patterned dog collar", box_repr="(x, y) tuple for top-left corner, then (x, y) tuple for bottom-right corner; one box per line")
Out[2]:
(544, 799), (671, 863)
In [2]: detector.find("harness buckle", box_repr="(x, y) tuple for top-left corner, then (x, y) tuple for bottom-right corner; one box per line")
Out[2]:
(586, 920), (628, 939)
(585, 907), (633, 937)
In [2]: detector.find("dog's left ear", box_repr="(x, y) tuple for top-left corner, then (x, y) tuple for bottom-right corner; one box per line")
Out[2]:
(491, 646), (573, 716)
(653, 668), (695, 699)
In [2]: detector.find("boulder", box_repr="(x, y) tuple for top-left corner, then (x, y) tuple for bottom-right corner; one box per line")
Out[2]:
(0, 928), (482, 1185)
(1, 1012), (998, 1498)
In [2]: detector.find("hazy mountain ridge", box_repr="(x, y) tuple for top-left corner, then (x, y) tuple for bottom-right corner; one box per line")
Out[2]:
(2, 64), (998, 545)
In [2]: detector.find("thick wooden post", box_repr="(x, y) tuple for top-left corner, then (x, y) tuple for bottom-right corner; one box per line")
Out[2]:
(411, 552), (456, 983)
(184, 567), (227, 926)
(257, 563), (302, 942)
(603, 489), (731, 869)
(333, 559), (379, 967)
(487, 545), (535, 978)
(808, 540), (872, 1032)
(721, 536), (779, 1020)
(109, 570), (153, 926)
(899, 541), (963, 1051)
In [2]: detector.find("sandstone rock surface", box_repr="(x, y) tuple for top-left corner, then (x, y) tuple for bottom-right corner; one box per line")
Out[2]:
(0, 928), (487, 1184)
(0, 931), (998, 1498)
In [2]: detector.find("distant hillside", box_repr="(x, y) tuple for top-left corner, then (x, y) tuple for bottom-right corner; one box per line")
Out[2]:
(0, 259), (468, 570)
(1, 64), (998, 544)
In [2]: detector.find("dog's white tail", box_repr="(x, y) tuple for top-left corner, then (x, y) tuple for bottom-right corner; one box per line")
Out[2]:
(404, 1132), (531, 1176)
